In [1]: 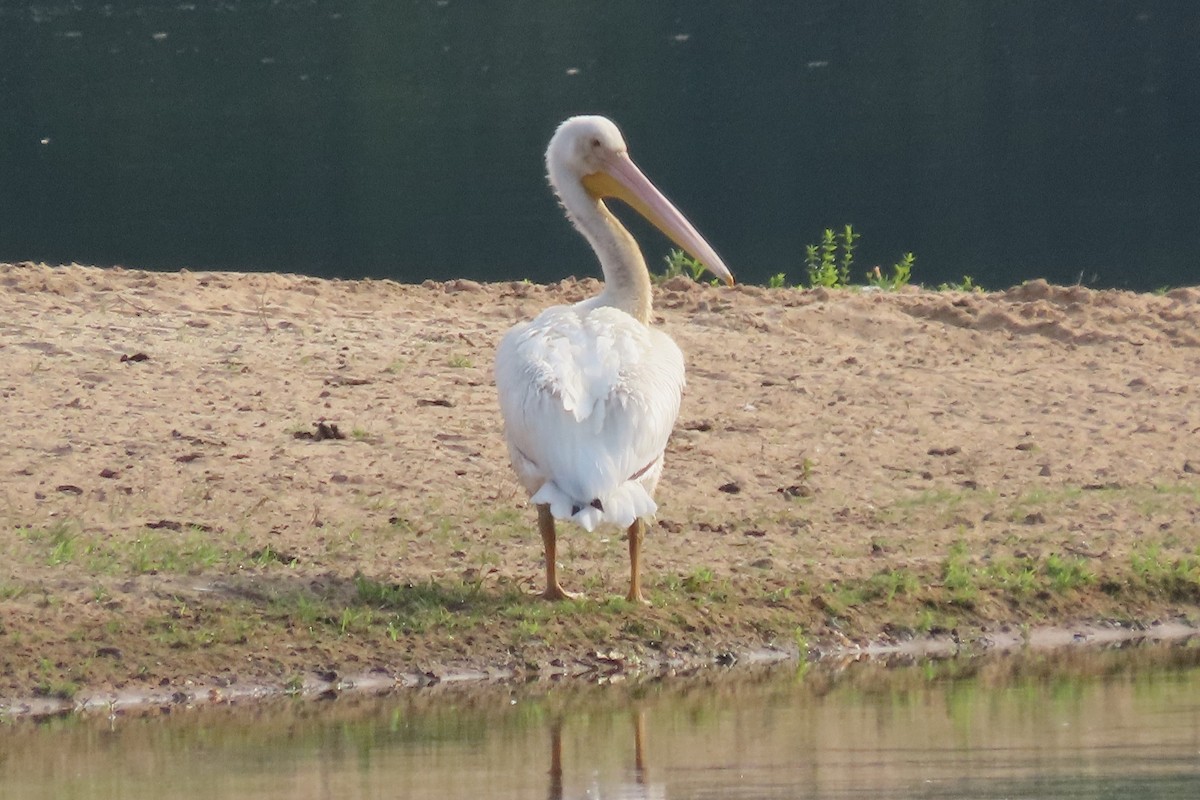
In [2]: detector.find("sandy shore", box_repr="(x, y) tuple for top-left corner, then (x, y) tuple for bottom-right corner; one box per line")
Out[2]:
(1, 262), (1198, 710)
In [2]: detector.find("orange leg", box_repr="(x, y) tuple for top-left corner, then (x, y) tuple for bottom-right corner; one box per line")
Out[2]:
(625, 518), (649, 604)
(538, 504), (577, 600)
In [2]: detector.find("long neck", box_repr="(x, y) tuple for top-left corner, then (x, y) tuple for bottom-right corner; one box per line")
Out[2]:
(557, 181), (653, 324)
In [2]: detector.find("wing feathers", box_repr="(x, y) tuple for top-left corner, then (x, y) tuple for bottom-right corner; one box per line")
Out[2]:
(496, 304), (683, 529)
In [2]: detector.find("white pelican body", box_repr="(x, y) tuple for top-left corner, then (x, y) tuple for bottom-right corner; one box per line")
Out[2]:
(497, 303), (683, 533)
(495, 116), (732, 602)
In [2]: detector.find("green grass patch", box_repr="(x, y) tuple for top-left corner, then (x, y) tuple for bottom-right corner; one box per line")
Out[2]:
(352, 576), (534, 637)
(1042, 553), (1096, 593)
(661, 566), (729, 604)
(944, 544), (1097, 602)
(13, 521), (299, 576)
(942, 540), (980, 607)
(862, 568), (921, 602)
(1129, 544), (1200, 601)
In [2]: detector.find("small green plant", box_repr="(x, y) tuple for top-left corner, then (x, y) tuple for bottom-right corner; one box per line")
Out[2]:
(20, 521), (79, 566)
(34, 657), (81, 701)
(251, 544), (292, 568)
(448, 355), (473, 368)
(763, 585), (793, 603)
(1042, 553), (1096, 592)
(49, 532), (77, 565)
(837, 225), (858, 284)
(682, 566), (716, 593)
(1130, 544), (1200, 600)
(862, 568), (919, 602)
(866, 252), (914, 291)
(806, 226), (858, 288)
(513, 619), (542, 642)
(767, 272), (788, 289)
(942, 540), (979, 606)
(337, 607), (372, 635)
(662, 249), (707, 281)
(37, 678), (80, 701)
(660, 249), (721, 284)
(912, 608), (955, 634)
(801, 225), (925, 291)
(937, 275), (983, 292)
(988, 558), (1039, 597)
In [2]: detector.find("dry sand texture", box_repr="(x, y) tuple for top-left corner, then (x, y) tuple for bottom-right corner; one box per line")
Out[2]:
(1, 262), (1198, 706)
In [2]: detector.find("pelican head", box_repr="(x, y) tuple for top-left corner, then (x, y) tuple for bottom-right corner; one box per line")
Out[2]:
(546, 115), (629, 179)
(546, 115), (734, 288)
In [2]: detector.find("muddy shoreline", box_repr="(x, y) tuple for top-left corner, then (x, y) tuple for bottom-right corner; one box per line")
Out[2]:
(4, 620), (1196, 721)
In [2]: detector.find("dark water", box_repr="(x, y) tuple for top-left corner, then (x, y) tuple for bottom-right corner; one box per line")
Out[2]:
(1, 1), (1198, 289)
(3, 646), (1200, 799)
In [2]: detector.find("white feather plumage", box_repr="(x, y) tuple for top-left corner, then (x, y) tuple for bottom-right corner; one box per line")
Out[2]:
(495, 301), (684, 531)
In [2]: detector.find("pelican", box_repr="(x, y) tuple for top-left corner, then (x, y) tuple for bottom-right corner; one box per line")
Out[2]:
(495, 115), (733, 603)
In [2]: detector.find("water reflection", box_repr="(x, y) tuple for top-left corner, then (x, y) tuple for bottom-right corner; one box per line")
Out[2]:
(547, 711), (660, 800)
(2, 643), (1199, 798)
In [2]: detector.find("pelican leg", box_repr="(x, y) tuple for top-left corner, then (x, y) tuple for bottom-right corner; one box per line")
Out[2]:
(625, 518), (650, 605)
(538, 504), (577, 601)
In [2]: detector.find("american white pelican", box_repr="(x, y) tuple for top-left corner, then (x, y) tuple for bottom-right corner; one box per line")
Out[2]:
(495, 115), (733, 603)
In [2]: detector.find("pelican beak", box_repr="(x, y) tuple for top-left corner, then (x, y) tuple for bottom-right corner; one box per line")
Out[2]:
(582, 153), (735, 286)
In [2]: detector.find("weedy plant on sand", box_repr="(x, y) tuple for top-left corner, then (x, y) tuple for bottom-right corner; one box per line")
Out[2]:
(659, 225), (948, 291)
(866, 252), (914, 291)
(938, 275), (984, 292)
(806, 225), (859, 288)
(660, 249), (712, 283)
(804, 225), (918, 290)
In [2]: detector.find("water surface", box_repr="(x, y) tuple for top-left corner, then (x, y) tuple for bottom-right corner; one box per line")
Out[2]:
(1, 1), (1197, 289)
(3, 645), (1199, 799)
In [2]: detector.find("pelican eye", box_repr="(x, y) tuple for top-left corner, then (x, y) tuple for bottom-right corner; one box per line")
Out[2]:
(590, 137), (602, 149)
